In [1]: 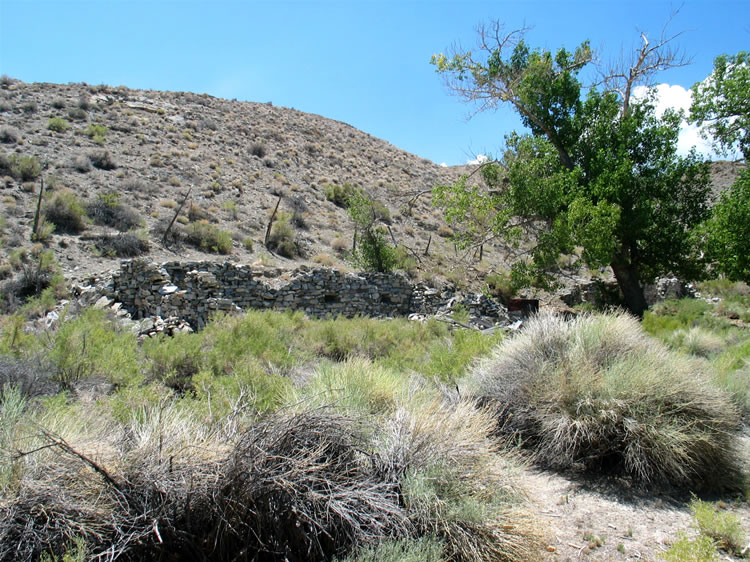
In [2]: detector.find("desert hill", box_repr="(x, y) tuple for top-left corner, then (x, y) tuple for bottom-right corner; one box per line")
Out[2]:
(0, 78), (475, 290)
(0, 77), (745, 304)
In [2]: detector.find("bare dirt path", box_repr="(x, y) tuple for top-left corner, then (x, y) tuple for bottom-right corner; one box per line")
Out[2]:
(519, 431), (750, 561)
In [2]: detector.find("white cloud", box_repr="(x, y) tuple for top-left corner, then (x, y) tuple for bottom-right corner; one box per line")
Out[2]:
(440, 162), (448, 167)
(632, 83), (724, 158)
(466, 154), (489, 165)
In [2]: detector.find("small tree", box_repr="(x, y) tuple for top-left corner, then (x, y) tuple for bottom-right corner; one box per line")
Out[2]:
(348, 193), (396, 273)
(432, 22), (709, 316)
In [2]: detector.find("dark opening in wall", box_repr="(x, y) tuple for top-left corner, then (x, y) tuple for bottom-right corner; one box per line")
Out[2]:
(324, 294), (339, 304)
(380, 294), (392, 304)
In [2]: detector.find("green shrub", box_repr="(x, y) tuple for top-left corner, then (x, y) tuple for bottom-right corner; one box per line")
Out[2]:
(690, 498), (747, 556)
(339, 537), (446, 562)
(48, 308), (141, 388)
(47, 117), (69, 132)
(84, 123), (107, 143)
(185, 221), (232, 254)
(266, 212), (298, 257)
(661, 532), (718, 561)
(43, 191), (88, 233)
(0, 153), (41, 181)
(465, 311), (745, 490)
(485, 271), (519, 300)
(325, 182), (360, 207)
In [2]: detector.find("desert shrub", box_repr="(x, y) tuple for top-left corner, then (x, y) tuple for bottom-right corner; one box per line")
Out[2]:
(666, 326), (728, 358)
(0, 126), (19, 143)
(92, 233), (149, 257)
(242, 237), (253, 251)
(71, 154), (92, 172)
(312, 253), (335, 266)
(84, 123), (107, 143)
(184, 221), (232, 254)
(0, 249), (63, 313)
(339, 537), (446, 562)
(380, 400), (544, 562)
(266, 212), (298, 257)
(85, 192), (141, 231)
(0, 355), (60, 397)
(48, 308), (140, 388)
(67, 107), (87, 121)
(464, 311), (745, 490)
(50, 98), (66, 109)
(661, 532), (718, 561)
(219, 410), (410, 560)
(43, 191), (87, 233)
(88, 150), (116, 170)
(21, 101), (37, 113)
(325, 183), (360, 207)
(250, 142), (266, 158)
(0, 402), (225, 562)
(47, 117), (69, 132)
(0, 153), (41, 181)
(713, 362), (750, 418)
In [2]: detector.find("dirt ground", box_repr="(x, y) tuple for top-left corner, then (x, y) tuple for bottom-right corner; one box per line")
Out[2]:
(520, 430), (750, 561)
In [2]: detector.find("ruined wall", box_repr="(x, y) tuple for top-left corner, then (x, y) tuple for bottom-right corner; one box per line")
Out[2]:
(108, 260), (506, 329)
(112, 260), (416, 328)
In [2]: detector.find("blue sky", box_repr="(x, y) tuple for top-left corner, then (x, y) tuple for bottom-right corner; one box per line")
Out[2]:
(0, 0), (747, 165)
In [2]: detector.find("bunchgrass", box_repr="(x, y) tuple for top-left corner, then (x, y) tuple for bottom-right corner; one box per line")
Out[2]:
(465, 311), (745, 490)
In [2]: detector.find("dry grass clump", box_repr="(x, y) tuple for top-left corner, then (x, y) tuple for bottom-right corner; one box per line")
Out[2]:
(0, 401), (226, 561)
(376, 400), (545, 562)
(218, 410), (410, 561)
(0, 390), (544, 561)
(465, 311), (745, 490)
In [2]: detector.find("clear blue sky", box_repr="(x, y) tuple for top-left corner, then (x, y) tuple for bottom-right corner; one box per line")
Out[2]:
(1, 0), (747, 165)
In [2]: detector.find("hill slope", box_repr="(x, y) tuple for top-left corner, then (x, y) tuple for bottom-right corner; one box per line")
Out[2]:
(0, 79), (472, 289)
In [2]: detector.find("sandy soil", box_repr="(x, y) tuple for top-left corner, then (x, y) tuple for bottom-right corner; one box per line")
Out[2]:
(519, 431), (750, 561)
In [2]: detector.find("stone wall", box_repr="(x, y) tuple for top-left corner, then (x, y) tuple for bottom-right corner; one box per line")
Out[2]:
(109, 260), (504, 329)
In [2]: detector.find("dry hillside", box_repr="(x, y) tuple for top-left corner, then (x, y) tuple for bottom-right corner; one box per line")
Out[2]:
(0, 77), (744, 300)
(0, 78), (481, 289)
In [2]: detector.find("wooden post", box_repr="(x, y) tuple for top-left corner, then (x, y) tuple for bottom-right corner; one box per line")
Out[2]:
(163, 186), (192, 246)
(31, 177), (44, 241)
(423, 234), (431, 256)
(264, 195), (282, 247)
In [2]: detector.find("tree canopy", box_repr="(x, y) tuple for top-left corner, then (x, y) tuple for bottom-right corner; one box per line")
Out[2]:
(432, 23), (710, 316)
(690, 51), (750, 160)
(691, 51), (750, 282)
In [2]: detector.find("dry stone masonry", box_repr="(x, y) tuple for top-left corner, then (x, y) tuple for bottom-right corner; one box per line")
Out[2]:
(106, 260), (507, 330)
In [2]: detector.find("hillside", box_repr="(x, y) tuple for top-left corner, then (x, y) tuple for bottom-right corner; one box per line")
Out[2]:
(0, 78), (745, 308)
(0, 78), (477, 290)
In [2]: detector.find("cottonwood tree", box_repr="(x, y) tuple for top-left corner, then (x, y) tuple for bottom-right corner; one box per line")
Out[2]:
(431, 21), (710, 316)
(691, 51), (750, 281)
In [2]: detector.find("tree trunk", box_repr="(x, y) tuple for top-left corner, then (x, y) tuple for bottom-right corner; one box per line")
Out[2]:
(611, 262), (648, 318)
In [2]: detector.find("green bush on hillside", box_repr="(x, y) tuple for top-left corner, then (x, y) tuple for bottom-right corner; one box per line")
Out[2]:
(184, 221), (232, 254)
(43, 190), (88, 233)
(464, 311), (745, 490)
